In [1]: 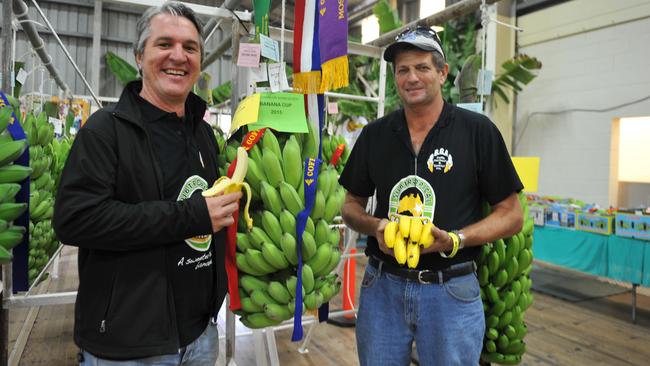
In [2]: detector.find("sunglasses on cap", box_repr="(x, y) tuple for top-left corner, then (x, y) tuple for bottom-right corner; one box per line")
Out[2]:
(395, 26), (442, 45)
(383, 26), (445, 62)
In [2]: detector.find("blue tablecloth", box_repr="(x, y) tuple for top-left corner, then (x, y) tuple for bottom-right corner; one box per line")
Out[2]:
(533, 226), (649, 286)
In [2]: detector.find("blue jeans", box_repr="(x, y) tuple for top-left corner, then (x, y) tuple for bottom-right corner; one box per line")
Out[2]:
(356, 261), (485, 366)
(80, 320), (219, 366)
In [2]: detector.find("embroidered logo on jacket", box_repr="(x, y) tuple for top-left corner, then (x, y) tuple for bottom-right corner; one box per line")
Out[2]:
(177, 175), (211, 252)
(427, 148), (453, 173)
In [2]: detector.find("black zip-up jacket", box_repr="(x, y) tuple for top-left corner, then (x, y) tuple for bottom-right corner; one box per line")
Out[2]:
(53, 81), (227, 359)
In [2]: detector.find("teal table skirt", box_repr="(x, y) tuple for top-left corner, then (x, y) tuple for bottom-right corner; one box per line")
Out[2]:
(533, 226), (649, 286)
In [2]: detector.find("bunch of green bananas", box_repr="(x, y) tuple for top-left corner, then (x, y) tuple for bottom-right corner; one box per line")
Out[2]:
(0, 106), (30, 264)
(321, 133), (350, 175)
(22, 110), (64, 285)
(478, 192), (535, 365)
(221, 129), (346, 329)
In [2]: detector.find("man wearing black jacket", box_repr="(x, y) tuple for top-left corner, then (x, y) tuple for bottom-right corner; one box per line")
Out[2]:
(53, 2), (238, 365)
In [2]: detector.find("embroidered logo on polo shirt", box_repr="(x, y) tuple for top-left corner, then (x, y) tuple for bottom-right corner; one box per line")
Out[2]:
(387, 175), (436, 222)
(177, 175), (212, 252)
(427, 148), (453, 173)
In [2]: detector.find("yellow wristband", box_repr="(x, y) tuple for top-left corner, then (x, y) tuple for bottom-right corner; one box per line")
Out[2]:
(440, 232), (459, 258)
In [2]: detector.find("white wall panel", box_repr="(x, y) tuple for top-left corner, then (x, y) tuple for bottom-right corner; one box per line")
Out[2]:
(515, 3), (650, 207)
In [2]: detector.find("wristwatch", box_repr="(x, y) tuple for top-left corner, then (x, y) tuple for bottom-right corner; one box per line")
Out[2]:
(453, 230), (466, 249)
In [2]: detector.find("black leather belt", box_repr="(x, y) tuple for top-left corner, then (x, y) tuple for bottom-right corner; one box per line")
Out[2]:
(368, 256), (476, 284)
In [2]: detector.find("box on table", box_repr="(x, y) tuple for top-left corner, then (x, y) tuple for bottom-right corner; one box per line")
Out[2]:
(545, 204), (575, 229)
(615, 212), (650, 240)
(529, 205), (545, 226)
(575, 212), (614, 235)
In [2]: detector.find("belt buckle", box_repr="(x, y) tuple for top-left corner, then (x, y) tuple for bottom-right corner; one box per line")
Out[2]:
(417, 270), (433, 284)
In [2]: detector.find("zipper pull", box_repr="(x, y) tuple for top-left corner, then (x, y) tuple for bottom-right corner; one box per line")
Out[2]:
(198, 151), (205, 168)
(99, 320), (106, 333)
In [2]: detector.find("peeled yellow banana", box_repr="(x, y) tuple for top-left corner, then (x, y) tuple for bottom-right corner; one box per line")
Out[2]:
(384, 221), (398, 248)
(202, 146), (253, 230)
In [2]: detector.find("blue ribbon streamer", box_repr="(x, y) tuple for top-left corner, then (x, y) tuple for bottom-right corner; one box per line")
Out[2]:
(0, 91), (30, 292)
(292, 94), (325, 341)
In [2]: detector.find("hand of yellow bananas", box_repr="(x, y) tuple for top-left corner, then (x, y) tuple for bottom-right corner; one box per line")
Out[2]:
(202, 146), (253, 230)
(383, 215), (435, 268)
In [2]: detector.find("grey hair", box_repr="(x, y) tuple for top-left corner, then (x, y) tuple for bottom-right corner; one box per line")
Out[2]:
(133, 1), (205, 65)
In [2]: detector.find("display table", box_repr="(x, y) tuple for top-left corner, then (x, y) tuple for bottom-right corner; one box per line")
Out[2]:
(533, 226), (649, 321)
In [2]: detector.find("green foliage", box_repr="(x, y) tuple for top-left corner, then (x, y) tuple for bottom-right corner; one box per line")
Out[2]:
(440, 12), (478, 103)
(373, 0), (402, 33)
(491, 54), (542, 107)
(105, 51), (138, 85)
(212, 81), (232, 105)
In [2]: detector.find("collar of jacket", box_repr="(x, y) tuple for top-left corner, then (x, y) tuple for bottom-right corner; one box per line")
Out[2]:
(112, 80), (208, 128)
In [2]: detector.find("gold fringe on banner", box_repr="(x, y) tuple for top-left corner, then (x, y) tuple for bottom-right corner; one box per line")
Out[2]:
(293, 71), (322, 94)
(319, 55), (349, 93)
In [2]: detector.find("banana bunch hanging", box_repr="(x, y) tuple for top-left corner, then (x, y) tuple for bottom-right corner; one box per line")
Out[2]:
(384, 215), (434, 268)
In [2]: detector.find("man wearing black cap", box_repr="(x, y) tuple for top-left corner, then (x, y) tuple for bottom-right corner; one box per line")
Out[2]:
(339, 26), (524, 365)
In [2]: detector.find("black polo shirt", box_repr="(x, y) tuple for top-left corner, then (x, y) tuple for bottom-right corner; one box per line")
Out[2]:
(138, 94), (215, 348)
(339, 102), (523, 271)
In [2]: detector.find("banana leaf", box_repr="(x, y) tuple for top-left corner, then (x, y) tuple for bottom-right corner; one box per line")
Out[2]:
(373, 0), (402, 34)
(491, 54), (542, 106)
(105, 51), (138, 85)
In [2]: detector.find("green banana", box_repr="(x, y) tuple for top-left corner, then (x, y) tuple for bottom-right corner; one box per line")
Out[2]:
(261, 210), (282, 246)
(0, 107), (14, 134)
(323, 187), (345, 222)
(302, 264), (315, 293)
(248, 226), (272, 250)
(314, 219), (330, 247)
(0, 202), (27, 222)
(282, 135), (303, 190)
(240, 274), (269, 294)
(0, 229), (24, 250)
(261, 242), (289, 270)
(316, 167), (333, 199)
(304, 291), (323, 310)
(286, 275), (305, 299)
(240, 297), (264, 313)
(288, 299), (306, 316)
(301, 231), (317, 261)
(305, 216), (315, 237)
(280, 232), (298, 266)
(0, 139), (28, 167)
(328, 227), (341, 247)
(307, 243), (333, 276)
(262, 130), (282, 161)
(262, 148), (284, 188)
(0, 165), (32, 184)
(248, 144), (263, 165)
(279, 209), (296, 236)
(310, 190), (326, 220)
(250, 289), (278, 307)
(245, 158), (265, 196)
(236, 252), (266, 276)
(318, 248), (341, 276)
(236, 232), (253, 252)
(240, 312), (281, 329)
(267, 281), (292, 304)
(301, 120), (318, 160)
(245, 248), (276, 274)
(260, 181), (283, 216)
(264, 303), (292, 321)
(279, 181), (304, 216)
(0, 183), (21, 204)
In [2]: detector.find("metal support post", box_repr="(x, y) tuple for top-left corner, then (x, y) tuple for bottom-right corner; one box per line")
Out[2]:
(91, 1), (103, 100)
(632, 283), (638, 323)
